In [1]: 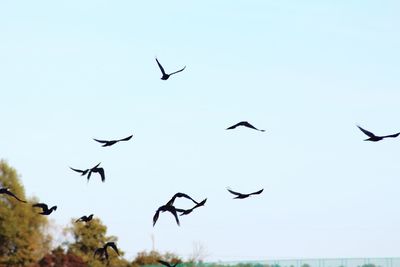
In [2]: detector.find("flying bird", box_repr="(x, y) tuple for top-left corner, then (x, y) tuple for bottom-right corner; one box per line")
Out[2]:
(227, 188), (264, 199)
(70, 162), (101, 182)
(226, 121), (265, 132)
(158, 260), (179, 267)
(76, 214), (94, 223)
(32, 203), (57, 215)
(0, 187), (27, 203)
(153, 205), (185, 227)
(71, 163), (105, 182)
(93, 134), (133, 147)
(357, 125), (400, 142)
(156, 58), (186, 80)
(88, 165), (105, 182)
(166, 192), (200, 206)
(179, 198), (207, 216)
(94, 242), (120, 260)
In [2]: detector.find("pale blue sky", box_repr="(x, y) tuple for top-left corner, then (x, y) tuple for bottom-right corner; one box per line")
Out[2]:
(1, 0), (400, 262)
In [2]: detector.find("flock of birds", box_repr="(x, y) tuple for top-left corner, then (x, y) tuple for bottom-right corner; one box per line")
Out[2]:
(1, 58), (399, 265)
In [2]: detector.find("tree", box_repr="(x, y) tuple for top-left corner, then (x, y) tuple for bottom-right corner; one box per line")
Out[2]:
(36, 246), (85, 267)
(65, 218), (129, 267)
(187, 241), (209, 264)
(131, 250), (182, 267)
(0, 160), (51, 266)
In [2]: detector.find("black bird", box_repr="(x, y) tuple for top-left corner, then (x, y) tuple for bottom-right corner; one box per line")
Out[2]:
(158, 260), (179, 267)
(93, 134), (133, 147)
(0, 187), (27, 203)
(88, 165), (105, 183)
(76, 214), (94, 223)
(156, 58), (186, 80)
(227, 188), (263, 199)
(70, 162), (101, 182)
(94, 242), (120, 260)
(153, 205), (185, 227)
(166, 192), (200, 206)
(33, 203), (57, 215)
(357, 125), (400, 142)
(226, 121), (265, 132)
(179, 198), (207, 216)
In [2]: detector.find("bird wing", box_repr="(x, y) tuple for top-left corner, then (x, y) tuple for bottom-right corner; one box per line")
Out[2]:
(158, 260), (172, 267)
(70, 167), (86, 174)
(94, 248), (104, 259)
(33, 203), (48, 210)
(250, 189), (264, 195)
(4, 190), (27, 203)
(174, 208), (187, 213)
(357, 125), (376, 137)
(176, 192), (198, 204)
(227, 188), (242, 196)
(105, 242), (120, 256)
(194, 198), (207, 208)
(97, 168), (105, 182)
(166, 195), (177, 206)
(156, 58), (166, 75)
(118, 135), (133, 142)
(87, 170), (92, 180)
(383, 132), (400, 138)
(93, 138), (109, 144)
(91, 162), (101, 169)
(226, 122), (240, 130)
(75, 216), (85, 222)
(153, 209), (160, 227)
(241, 121), (261, 131)
(168, 192), (198, 206)
(169, 66), (186, 76)
(167, 206), (180, 226)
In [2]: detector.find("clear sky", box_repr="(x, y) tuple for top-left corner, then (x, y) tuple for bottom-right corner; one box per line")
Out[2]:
(1, 0), (400, 262)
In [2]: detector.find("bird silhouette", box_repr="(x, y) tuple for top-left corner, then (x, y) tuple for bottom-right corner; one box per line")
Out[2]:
(0, 187), (27, 203)
(32, 203), (57, 215)
(76, 214), (94, 223)
(158, 260), (179, 267)
(88, 165), (105, 183)
(357, 125), (400, 142)
(156, 58), (186, 80)
(179, 198), (207, 216)
(153, 204), (185, 227)
(227, 188), (263, 199)
(93, 134), (133, 147)
(226, 121), (265, 132)
(166, 192), (200, 206)
(70, 162), (101, 182)
(94, 242), (120, 260)
(71, 163), (105, 182)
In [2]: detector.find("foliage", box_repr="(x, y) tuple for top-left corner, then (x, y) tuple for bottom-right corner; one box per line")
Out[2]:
(35, 246), (85, 267)
(65, 217), (129, 267)
(131, 250), (182, 267)
(0, 160), (51, 266)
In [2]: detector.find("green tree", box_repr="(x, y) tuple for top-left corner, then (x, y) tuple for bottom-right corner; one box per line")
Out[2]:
(66, 218), (129, 267)
(0, 160), (51, 266)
